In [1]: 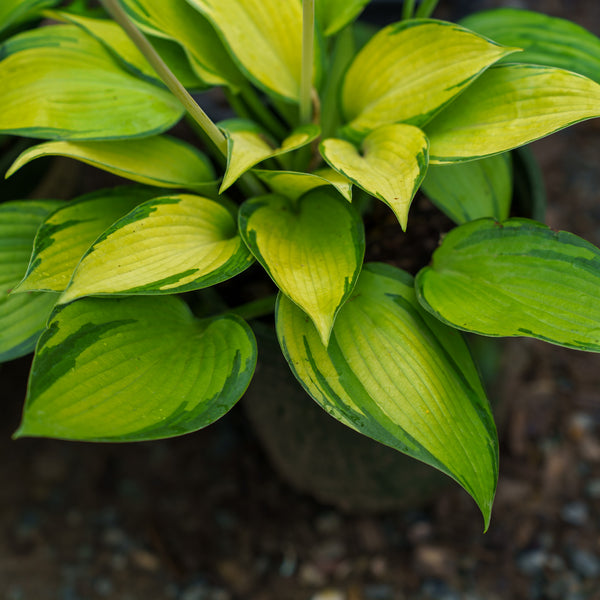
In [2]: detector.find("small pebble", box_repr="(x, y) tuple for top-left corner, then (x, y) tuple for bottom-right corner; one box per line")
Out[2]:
(414, 545), (456, 578)
(180, 583), (231, 600)
(279, 550), (297, 577)
(93, 577), (113, 597)
(420, 578), (460, 600)
(561, 502), (590, 526)
(363, 583), (394, 600)
(311, 590), (345, 600)
(299, 563), (327, 587)
(315, 511), (342, 535)
(130, 548), (160, 571)
(567, 413), (595, 439)
(569, 548), (600, 579)
(102, 526), (130, 549)
(6, 585), (24, 600)
(517, 549), (548, 576)
(585, 478), (600, 499)
(407, 519), (434, 544)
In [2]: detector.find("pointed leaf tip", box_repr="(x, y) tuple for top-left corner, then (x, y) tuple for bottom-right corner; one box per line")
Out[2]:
(239, 188), (364, 343)
(276, 263), (498, 524)
(320, 124), (428, 230)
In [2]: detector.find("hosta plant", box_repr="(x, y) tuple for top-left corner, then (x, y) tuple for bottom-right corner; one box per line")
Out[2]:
(3, 0), (600, 529)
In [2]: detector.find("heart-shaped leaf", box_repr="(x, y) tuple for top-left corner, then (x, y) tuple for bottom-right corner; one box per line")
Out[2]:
(253, 168), (352, 202)
(120, 0), (244, 90)
(276, 263), (498, 529)
(6, 136), (216, 194)
(220, 120), (320, 192)
(320, 124), (428, 230)
(416, 218), (600, 351)
(16, 295), (257, 441)
(15, 187), (158, 293)
(461, 8), (600, 83)
(426, 64), (600, 163)
(421, 153), (512, 224)
(239, 188), (364, 345)
(60, 194), (254, 303)
(0, 24), (183, 140)
(0, 200), (63, 362)
(340, 19), (517, 142)
(186, 0), (320, 101)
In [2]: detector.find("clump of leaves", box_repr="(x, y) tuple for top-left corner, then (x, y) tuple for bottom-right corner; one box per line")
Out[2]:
(3, 0), (600, 529)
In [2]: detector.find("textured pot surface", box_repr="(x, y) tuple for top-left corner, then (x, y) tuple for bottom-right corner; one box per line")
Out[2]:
(243, 325), (451, 513)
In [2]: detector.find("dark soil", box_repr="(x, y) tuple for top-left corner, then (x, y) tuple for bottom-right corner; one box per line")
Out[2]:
(2, 2), (600, 599)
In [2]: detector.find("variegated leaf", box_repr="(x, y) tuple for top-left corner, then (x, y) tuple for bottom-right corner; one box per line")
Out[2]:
(340, 19), (517, 142)
(416, 218), (600, 351)
(0, 200), (63, 361)
(253, 168), (352, 202)
(461, 8), (600, 83)
(426, 64), (600, 163)
(220, 119), (320, 192)
(421, 154), (512, 224)
(15, 187), (158, 293)
(46, 9), (204, 89)
(6, 136), (216, 194)
(185, 0), (320, 101)
(0, 25), (183, 140)
(60, 194), (253, 303)
(16, 295), (256, 441)
(120, 0), (244, 89)
(316, 0), (370, 36)
(320, 124), (428, 230)
(239, 188), (364, 345)
(276, 263), (498, 529)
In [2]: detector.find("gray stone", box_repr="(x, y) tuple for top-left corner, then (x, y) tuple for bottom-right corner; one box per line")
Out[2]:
(517, 549), (548, 576)
(569, 548), (600, 579)
(560, 502), (590, 526)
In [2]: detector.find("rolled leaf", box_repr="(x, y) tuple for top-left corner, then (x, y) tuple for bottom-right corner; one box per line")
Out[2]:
(276, 263), (498, 529)
(16, 295), (257, 441)
(0, 200), (63, 361)
(426, 64), (600, 163)
(0, 25), (183, 140)
(15, 187), (158, 293)
(416, 218), (600, 351)
(186, 0), (320, 101)
(120, 0), (244, 90)
(421, 153), (512, 224)
(239, 188), (364, 345)
(320, 124), (428, 230)
(220, 119), (320, 192)
(6, 136), (217, 194)
(461, 8), (600, 83)
(340, 19), (516, 142)
(316, 0), (370, 36)
(60, 194), (253, 303)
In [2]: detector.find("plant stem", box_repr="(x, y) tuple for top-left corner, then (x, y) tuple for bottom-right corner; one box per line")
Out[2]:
(229, 295), (277, 321)
(100, 0), (227, 156)
(300, 0), (315, 125)
(240, 85), (289, 140)
(402, 0), (415, 20)
(415, 0), (439, 18)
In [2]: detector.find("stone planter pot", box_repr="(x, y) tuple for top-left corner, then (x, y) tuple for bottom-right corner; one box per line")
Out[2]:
(243, 324), (454, 513)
